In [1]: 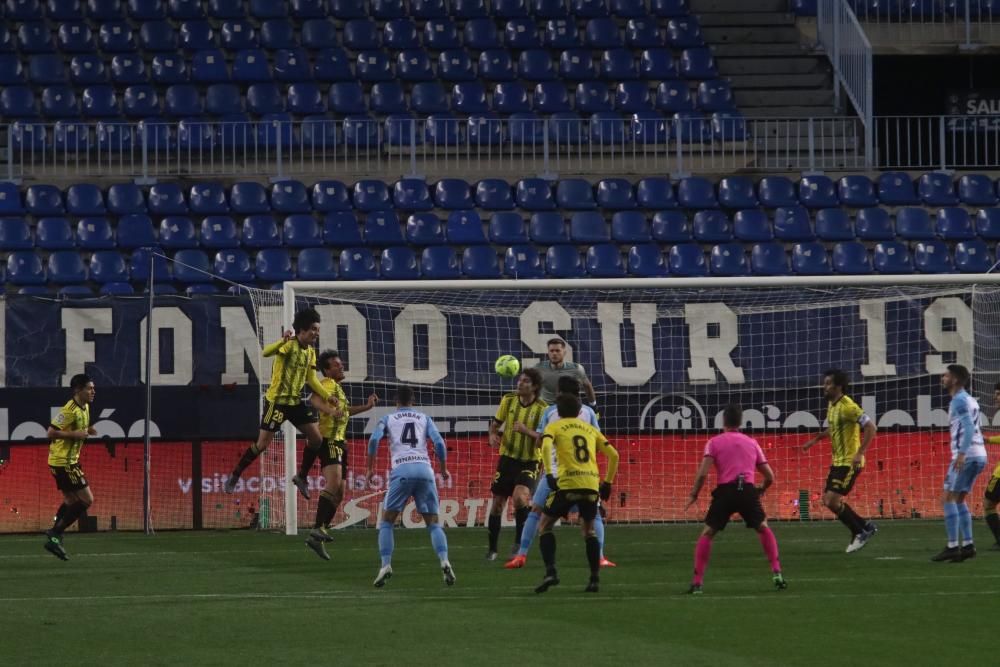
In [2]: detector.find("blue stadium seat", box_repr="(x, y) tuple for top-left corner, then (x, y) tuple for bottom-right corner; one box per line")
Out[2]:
(635, 177), (675, 209)
(242, 215), (281, 248)
(230, 182), (270, 214)
(439, 50), (475, 81)
(873, 241), (913, 274)
(667, 17), (703, 48)
(35, 217), (74, 249)
(627, 18), (664, 48)
(832, 241), (872, 275)
(585, 18), (620, 48)
(149, 183), (188, 215)
(424, 19), (461, 50)
(233, 49), (271, 83)
(610, 211), (650, 243)
(535, 0), (569, 15)
(207, 0), (245, 19)
(379, 246), (420, 280)
(600, 49), (636, 81)
(733, 209), (772, 242)
(40, 86), (78, 118)
(668, 243), (707, 276)
(692, 210), (732, 242)
(545, 245), (585, 278)
(515, 178), (555, 211)
(172, 248), (213, 283)
(651, 210), (691, 242)
(672, 110), (709, 143)
(122, 85), (159, 117)
(652, 0), (687, 14)
(343, 115), (380, 148)
(99, 22), (136, 53)
(312, 48), (353, 82)
(503, 245), (543, 278)
(937, 207), (975, 240)
(526, 212), (566, 244)
(164, 84), (202, 117)
(677, 176), (717, 208)
(271, 181), (310, 214)
(286, 82), (325, 114)
(273, 48), (311, 82)
(57, 285), (96, 299)
(876, 171), (918, 205)
(80, 85), (118, 117)
(277, 215), (318, 248)
(596, 178), (637, 209)
(679, 48), (716, 79)
(774, 206), (814, 241)
(180, 21), (215, 52)
(342, 19), (379, 50)
(413, 0), (449, 17)
(397, 50), (434, 82)
(918, 172), (958, 206)
(519, 49), (556, 82)
(1, 86), (38, 117)
(116, 214), (156, 249)
(300, 116), (335, 146)
(710, 243), (748, 277)
(191, 49), (229, 83)
(25, 184), (63, 216)
(548, 112), (585, 145)
(70, 54), (107, 85)
(220, 20), (258, 50)
(418, 246), (460, 279)
(392, 179), (433, 212)
(406, 213), (446, 245)
(372, 0), (405, 18)
(322, 211), (363, 246)
(307, 181), (349, 213)
(0, 183), (24, 216)
(0, 54), (24, 84)
(492, 82), (530, 114)
(170, 0), (204, 18)
(544, 19), (579, 49)
(445, 210), (486, 245)
(140, 21), (177, 52)
(213, 249), (254, 282)
(798, 175), (838, 208)
(339, 248), (379, 280)
(913, 240), (954, 273)
(476, 179), (515, 210)
(29, 54), (67, 86)
(559, 50), (596, 81)
(584, 244), (625, 277)
(505, 18), (541, 48)
(615, 81), (653, 112)
(637, 49), (676, 82)
(575, 82), (612, 113)
(696, 80), (734, 112)
(8, 250), (47, 286)
(87, 249), (129, 283)
(757, 176), (797, 208)
(462, 19), (497, 51)
(589, 111), (627, 145)
(411, 81), (449, 113)
(955, 240), (994, 273)
(815, 208), (854, 241)
(711, 112), (748, 141)
(260, 20), (296, 50)
(627, 243), (668, 276)
(107, 183), (146, 215)
(0, 217), (32, 250)
(385, 18), (420, 50)
(329, 0), (366, 18)
(255, 248), (294, 282)
(496, 0), (529, 17)
(631, 111), (669, 144)
(855, 207), (894, 240)
(749, 242), (790, 276)
(568, 211), (608, 243)
(957, 174), (998, 206)
(895, 207), (934, 240)
(489, 212), (528, 244)
(328, 82), (366, 115)
(356, 50), (394, 82)
(294, 247), (337, 280)
(66, 183), (106, 215)
(837, 175), (878, 207)
(364, 211), (405, 246)
(190, 183), (229, 214)
(791, 242), (831, 275)
(11, 119), (48, 150)
(10, 0), (44, 20)
(716, 176), (756, 209)
(462, 245), (501, 278)
(76, 217), (114, 249)
(249, 0), (284, 19)
(159, 216), (197, 248)
(976, 208), (1000, 240)
(18, 22), (55, 53)
(353, 180), (392, 212)
(151, 54), (189, 84)
(200, 215), (239, 248)
(135, 118), (171, 149)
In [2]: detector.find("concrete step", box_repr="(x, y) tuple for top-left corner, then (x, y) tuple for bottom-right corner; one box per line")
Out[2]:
(728, 72), (831, 89)
(716, 56), (828, 76)
(735, 88), (835, 107)
(702, 25), (803, 43)
(749, 118), (863, 137)
(698, 12), (796, 28)
(742, 104), (845, 118)
(691, 0), (788, 12)
(711, 42), (810, 57)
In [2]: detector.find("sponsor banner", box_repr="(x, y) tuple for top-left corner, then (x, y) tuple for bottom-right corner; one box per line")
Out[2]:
(947, 90), (1000, 131)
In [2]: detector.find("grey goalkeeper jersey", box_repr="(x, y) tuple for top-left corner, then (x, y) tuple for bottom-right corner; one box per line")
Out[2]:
(536, 360), (588, 404)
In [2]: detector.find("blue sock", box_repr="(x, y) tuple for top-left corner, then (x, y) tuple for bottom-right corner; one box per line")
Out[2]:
(517, 511), (541, 556)
(943, 502), (959, 547)
(428, 523), (449, 562)
(594, 512), (606, 559)
(378, 522), (394, 567)
(957, 502), (974, 545)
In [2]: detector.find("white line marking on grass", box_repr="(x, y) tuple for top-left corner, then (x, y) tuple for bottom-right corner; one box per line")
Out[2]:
(875, 556), (903, 560)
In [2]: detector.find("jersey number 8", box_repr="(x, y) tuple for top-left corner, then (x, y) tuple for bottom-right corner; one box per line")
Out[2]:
(572, 435), (590, 463)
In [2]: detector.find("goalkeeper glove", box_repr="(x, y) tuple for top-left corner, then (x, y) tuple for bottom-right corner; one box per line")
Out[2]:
(546, 474), (559, 491)
(599, 481), (612, 502)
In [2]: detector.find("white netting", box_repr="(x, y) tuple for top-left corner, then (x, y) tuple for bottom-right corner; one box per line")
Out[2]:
(245, 280), (1000, 533)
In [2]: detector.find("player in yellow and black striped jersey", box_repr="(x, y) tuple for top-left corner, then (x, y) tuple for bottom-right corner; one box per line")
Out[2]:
(224, 308), (337, 495)
(43, 374), (97, 561)
(297, 349), (379, 560)
(802, 369), (878, 553)
(980, 382), (1000, 548)
(534, 394), (619, 594)
(485, 368), (547, 560)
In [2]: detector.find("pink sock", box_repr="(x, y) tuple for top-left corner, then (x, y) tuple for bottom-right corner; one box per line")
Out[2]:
(692, 535), (713, 585)
(758, 526), (781, 573)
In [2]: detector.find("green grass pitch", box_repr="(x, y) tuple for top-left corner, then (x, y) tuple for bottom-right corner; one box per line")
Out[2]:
(4, 522), (997, 665)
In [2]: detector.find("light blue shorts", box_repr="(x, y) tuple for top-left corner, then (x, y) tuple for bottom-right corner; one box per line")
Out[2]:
(384, 463), (439, 514)
(944, 457), (988, 494)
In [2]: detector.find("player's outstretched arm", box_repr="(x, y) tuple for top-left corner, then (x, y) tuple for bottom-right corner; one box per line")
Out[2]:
(310, 392), (343, 418)
(261, 330), (294, 357)
(685, 456), (713, 509)
(348, 393), (379, 415)
(366, 417), (387, 483)
(597, 438), (619, 501)
(801, 428), (830, 452)
(427, 418), (449, 480)
(47, 425), (89, 440)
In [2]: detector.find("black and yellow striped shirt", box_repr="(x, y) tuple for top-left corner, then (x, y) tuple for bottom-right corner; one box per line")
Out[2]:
(494, 392), (547, 462)
(48, 399), (89, 467)
(263, 339), (329, 405)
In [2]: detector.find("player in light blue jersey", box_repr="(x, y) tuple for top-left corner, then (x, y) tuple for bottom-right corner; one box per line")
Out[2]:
(504, 376), (615, 569)
(932, 364), (989, 563)
(366, 386), (455, 587)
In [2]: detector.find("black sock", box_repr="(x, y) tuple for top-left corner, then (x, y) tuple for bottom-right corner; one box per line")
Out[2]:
(514, 506), (529, 546)
(986, 512), (1000, 543)
(539, 531), (556, 574)
(585, 535), (601, 579)
(53, 503), (68, 527)
(842, 503), (868, 534)
(488, 513), (501, 552)
(52, 502), (87, 535)
(315, 491), (338, 529)
(836, 503), (864, 536)
(298, 441), (323, 479)
(232, 444), (260, 478)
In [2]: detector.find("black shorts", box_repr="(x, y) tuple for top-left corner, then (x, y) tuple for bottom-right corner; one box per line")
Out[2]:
(260, 400), (317, 432)
(491, 455), (538, 497)
(318, 439), (348, 475)
(543, 489), (599, 522)
(704, 483), (766, 531)
(824, 465), (861, 495)
(985, 473), (1000, 503)
(50, 464), (88, 492)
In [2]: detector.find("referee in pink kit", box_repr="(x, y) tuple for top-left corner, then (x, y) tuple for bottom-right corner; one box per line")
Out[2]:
(685, 404), (788, 594)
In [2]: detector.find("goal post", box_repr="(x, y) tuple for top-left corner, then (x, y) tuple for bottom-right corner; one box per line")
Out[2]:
(247, 275), (1000, 536)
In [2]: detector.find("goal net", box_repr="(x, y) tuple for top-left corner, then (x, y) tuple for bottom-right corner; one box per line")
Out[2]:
(245, 277), (1000, 535)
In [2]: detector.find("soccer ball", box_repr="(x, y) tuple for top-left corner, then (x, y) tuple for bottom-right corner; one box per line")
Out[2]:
(494, 355), (521, 378)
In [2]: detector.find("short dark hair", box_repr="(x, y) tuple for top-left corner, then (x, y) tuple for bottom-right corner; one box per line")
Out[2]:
(292, 307), (321, 333)
(70, 374), (92, 392)
(947, 364), (971, 389)
(396, 385), (414, 406)
(722, 404), (742, 429)
(317, 350), (340, 373)
(823, 368), (850, 393)
(547, 338), (566, 348)
(557, 375), (581, 395)
(556, 393), (581, 418)
(522, 367), (542, 390)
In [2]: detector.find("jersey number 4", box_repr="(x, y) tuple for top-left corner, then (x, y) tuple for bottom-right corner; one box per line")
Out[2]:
(401, 422), (418, 448)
